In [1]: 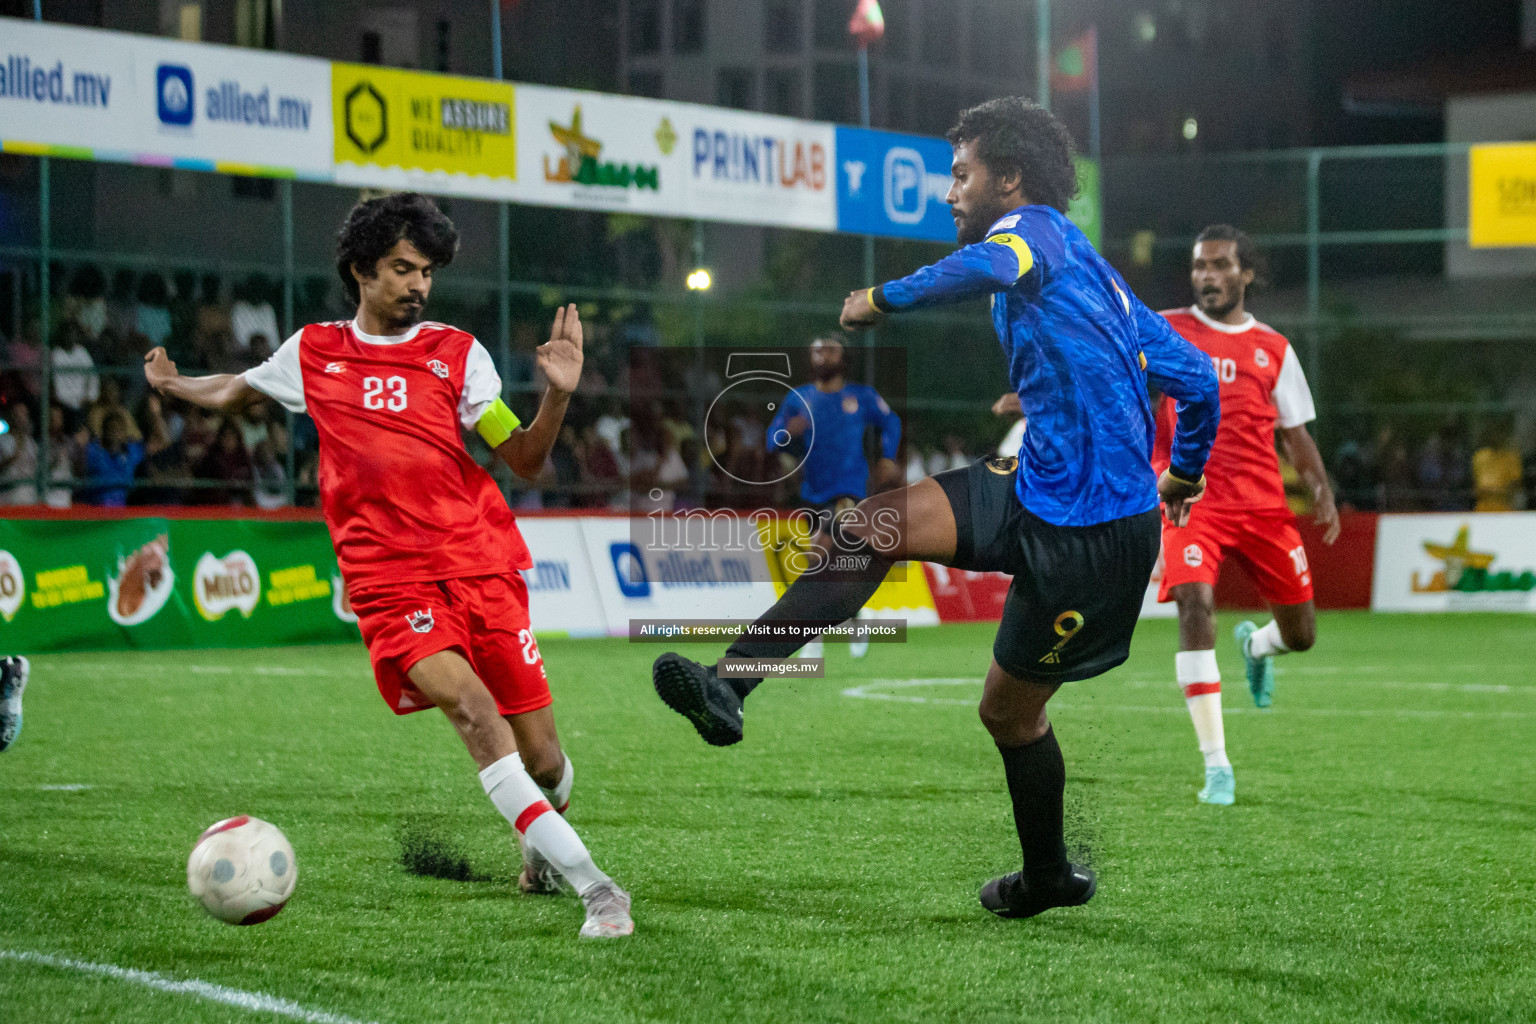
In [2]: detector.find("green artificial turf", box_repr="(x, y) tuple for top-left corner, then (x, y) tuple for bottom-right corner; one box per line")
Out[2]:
(1, 613), (1532, 1023)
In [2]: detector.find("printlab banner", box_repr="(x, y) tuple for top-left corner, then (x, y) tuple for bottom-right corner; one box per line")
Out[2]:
(0, 517), (355, 653)
(0, 17), (331, 177)
(514, 84), (835, 229)
(1371, 513), (1536, 612)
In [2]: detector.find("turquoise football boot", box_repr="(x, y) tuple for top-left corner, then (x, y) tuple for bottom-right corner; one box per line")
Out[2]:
(0, 656), (29, 752)
(1234, 620), (1274, 708)
(1198, 765), (1235, 806)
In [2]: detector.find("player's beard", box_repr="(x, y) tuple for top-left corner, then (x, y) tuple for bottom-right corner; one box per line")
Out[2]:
(390, 294), (426, 330)
(1198, 288), (1239, 320)
(812, 357), (846, 382)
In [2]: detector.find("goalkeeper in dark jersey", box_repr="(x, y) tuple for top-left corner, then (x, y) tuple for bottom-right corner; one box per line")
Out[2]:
(654, 98), (1220, 920)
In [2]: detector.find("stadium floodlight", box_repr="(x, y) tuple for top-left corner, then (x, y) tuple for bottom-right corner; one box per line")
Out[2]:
(686, 268), (713, 291)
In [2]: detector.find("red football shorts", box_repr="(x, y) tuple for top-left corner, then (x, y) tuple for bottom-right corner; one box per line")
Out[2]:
(1158, 508), (1314, 607)
(348, 572), (551, 717)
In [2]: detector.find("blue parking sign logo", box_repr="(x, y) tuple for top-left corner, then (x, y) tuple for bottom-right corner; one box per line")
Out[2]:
(835, 126), (954, 242)
(609, 542), (651, 599)
(157, 64), (194, 126)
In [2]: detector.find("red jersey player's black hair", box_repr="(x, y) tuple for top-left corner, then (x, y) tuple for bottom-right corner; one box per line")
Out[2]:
(1195, 223), (1268, 288)
(946, 97), (1078, 214)
(334, 192), (460, 306)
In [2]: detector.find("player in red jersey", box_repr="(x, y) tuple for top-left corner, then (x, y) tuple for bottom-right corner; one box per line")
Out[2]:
(143, 193), (632, 937)
(1152, 224), (1340, 806)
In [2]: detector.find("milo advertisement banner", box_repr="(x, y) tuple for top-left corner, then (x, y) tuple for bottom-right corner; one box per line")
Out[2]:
(0, 518), (357, 653)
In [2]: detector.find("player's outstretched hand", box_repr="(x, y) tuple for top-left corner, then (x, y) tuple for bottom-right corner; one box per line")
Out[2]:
(839, 289), (884, 331)
(539, 303), (584, 396)
(143, 347), (178, 393)
(1314, 490), (1342, 545)
(1157, 470), (1206, 528)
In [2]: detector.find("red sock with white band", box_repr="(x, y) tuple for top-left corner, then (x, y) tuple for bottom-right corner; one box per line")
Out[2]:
(479, 753), (608, 895)
(1176, 650), (1230, 770)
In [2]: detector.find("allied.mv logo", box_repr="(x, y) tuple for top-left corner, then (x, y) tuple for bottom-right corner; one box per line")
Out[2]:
(156, 64), (194, 126)
(405, 608), (435, 633)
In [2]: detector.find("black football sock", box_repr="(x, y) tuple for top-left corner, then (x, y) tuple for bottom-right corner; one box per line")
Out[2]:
(996, 725), (1070, 885)
(721, 520), (890, 698)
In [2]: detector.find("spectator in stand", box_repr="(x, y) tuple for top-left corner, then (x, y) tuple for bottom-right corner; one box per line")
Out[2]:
(237, 400), (272, 450)
(194, 274), (231, 370)
(169, 269), (201, 362)
(180, 405), (217, 471)
(1440, 420), (1472, 511)
(192, 417), (253, 506)
(1472, 422), (1523, 512)
(0, 404), (39, 505)
(63, 264), (109, 344)
(51, 322), (100, 429)
(904, 435), (928, 484)
(1378, 436), (1415, 512)
(926, 434), (970, 477)
(578, 423), (622, 507)
(1332, 437), (1370, 510)
(3, 320), (43, 403)
(44, 405), (80, 507)
(135, 273), (174, 350)
(86, 376), (142, 443)
(134, 393), (185, 505)
(84, 408), (161, 507)
(251, 437), (289, 510)
(107, 269), (138, 339)
(231, 274), (279, 357)
(241, 333), (273, 374)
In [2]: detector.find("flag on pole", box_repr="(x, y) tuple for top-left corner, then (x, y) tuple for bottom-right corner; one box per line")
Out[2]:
(1051, 26), (1097, 93)
(848, 0), (886, 46)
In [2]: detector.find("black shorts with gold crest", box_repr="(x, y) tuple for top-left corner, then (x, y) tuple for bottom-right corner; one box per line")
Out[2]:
(933, 456), (1160, 683)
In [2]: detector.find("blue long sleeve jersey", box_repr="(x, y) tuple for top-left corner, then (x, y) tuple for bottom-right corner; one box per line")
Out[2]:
(767, 382), (902, 505)
(874, 204), (1220, 527)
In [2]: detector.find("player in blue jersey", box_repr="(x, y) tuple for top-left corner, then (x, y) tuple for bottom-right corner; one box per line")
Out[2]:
(654, 98), (1220, 919)
(767, 335), (902, 660)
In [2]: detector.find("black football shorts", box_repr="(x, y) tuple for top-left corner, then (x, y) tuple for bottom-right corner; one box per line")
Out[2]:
(933, 456), (1160, 683)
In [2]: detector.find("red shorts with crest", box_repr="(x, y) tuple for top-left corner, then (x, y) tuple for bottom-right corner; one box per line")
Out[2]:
(348, 572), (551, 716)
(1158, 508), (1314, 607)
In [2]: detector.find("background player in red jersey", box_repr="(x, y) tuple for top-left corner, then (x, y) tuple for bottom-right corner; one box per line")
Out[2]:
(143, 193), (632, 938)
(1152, 224), (1341, 806)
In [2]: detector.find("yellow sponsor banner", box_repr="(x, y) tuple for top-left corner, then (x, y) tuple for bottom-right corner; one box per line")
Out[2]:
(1469, 143), (1536, 248)
(753, 517), (939, 622)
(332, 63), (515, 181)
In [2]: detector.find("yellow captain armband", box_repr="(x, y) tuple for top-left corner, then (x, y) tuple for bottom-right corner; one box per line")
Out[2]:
(984, 233), (1035, 281)
(476, 397), (522, 448)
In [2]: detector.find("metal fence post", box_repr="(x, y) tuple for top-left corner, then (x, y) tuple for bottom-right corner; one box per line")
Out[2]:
(1306, 149), (1322, 440)
(498, 202), (512, 378)
(281, 178), (296, 505)
(35, 156), (52, 503)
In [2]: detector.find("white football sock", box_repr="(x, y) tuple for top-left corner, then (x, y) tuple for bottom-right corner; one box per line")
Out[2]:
(1176, 650), (1229, 770)
(1247, 620), (1291, 659)
(540, 754), (574, 814)
(479, 753), (609, 895)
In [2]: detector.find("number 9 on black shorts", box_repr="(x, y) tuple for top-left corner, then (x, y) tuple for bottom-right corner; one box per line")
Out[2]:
(933, 456), (1160, 683)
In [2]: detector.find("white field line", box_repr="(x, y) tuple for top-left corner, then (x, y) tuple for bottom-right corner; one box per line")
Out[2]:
(0, 950), (381, 1024)
(842, 679), (1536, 719)
(38, 664), (346, 678)
(35, 784), (91, 792)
